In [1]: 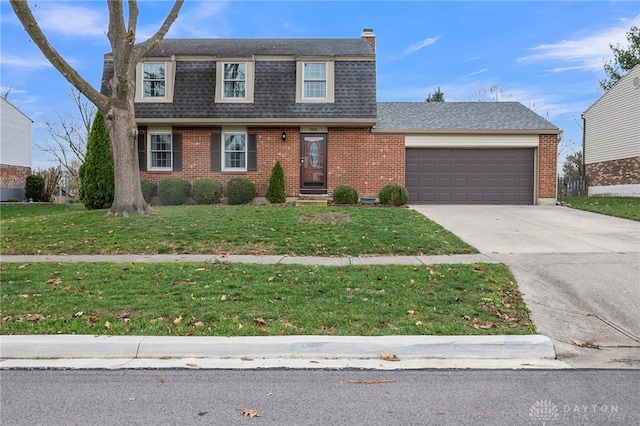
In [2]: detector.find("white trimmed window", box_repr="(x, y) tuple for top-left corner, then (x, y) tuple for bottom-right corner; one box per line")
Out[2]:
(296, 60), (334, 103)
(149, 131), (172, 171)
(135, 60), (175, 103)
(223, 132), (247, 170)
(143, 63), (166, 98)
(215, 61), (255, 103)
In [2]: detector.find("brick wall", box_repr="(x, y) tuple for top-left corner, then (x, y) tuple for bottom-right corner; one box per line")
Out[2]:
(538, 134), (558, 199)
(139, 127), (405, 198)
(0, 164), (30, 200)
(586, 156), (640, 186)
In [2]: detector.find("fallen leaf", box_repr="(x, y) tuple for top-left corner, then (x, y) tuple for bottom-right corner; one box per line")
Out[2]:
(240, 409), (260, 418)
(104, 321), (111, 329)
(415, 321), (424, 326)
(380, 351), (401, 362)
(570, 339), (601, 349)
(253, 317), (267, 326)
(241, 356), (253, 361)
(186, 363), (198, 367)
(348, 379), (396, 385)
(173, 316), (182, 325)
(72, 311), (84, 318)
(17, 294), (29, 299)
(1, 315), (13, 323)
(23, 314), (44, 322)
(479, 320), (497, 329)
(220, 295), (227, 301)
(19, 263), (28, 269)
(407, 310), (415, 317)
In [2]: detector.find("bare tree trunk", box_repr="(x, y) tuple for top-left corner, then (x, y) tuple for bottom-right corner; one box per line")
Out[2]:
(104, 105), (150, 216)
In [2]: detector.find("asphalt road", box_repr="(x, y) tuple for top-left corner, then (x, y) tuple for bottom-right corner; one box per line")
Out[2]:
(1, 369), (638, 425)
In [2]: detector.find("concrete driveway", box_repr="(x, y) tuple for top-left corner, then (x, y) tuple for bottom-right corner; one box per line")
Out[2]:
(412, 205), (640, 368)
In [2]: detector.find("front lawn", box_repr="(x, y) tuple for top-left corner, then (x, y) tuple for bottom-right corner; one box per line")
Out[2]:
(0, 262), (534, 336)
(561, 196), (640, 221)
(1, 204), (476, 256)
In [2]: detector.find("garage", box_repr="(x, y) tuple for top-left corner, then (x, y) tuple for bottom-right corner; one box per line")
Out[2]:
(406, 148), (534, 204)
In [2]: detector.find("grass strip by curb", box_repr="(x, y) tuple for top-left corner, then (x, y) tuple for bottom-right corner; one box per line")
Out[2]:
(1, 262), (535, 336)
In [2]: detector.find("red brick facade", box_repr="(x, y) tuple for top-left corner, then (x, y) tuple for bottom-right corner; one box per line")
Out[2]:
(0, 164), (30, 200)
(538, 134), (559, 200)
(140, 127), (405, 198)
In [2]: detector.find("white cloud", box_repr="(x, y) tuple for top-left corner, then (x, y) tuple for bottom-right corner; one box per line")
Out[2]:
(518, 15), (640, 72)
(0, 53), (52, 69)
(34, 4), (107, 37)
(391, 35), (440, 60)
(463, 68), (488, 77)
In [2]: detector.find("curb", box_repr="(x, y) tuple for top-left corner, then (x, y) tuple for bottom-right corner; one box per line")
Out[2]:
(0, 334), (556, 360)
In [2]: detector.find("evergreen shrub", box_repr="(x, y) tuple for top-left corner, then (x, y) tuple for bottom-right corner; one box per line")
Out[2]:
(226, 177), (256, 205)
(25, 174), (45, 201)
(78, 111), (114, 209)
(158, 178), (191, 205)
(140, 180), (157, 203)
(379, 183), (409, 206)
(265, 161), (286, 203)
(192, 178), (223, 204)
(332, 184), (359, 204)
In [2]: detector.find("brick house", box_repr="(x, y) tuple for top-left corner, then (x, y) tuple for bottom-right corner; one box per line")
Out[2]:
(583, 64), (640, 197)
(0, 97), (32, 201)
(101, 29), (560, 205)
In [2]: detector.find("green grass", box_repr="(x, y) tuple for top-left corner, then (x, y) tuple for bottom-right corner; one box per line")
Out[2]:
(0, 204), (476, 256)
(0, 262), (534, 336)
(561, 196), (640, 221)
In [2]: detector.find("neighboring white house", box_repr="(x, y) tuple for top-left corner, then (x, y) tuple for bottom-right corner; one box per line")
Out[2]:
(0, 97), (33, 201)
(583, 64), (640, 197)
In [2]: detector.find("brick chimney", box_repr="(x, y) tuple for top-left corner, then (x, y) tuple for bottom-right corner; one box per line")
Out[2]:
(362, 28), (375, 53)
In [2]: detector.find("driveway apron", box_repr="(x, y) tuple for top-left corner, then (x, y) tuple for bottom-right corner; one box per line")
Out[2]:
(412, 205), (640, 368)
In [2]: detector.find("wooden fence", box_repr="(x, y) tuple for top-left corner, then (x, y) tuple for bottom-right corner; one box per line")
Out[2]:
(557, 176), (588, 198)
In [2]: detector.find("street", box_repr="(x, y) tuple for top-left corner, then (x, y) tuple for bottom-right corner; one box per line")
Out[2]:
(1, 369), (638, 425)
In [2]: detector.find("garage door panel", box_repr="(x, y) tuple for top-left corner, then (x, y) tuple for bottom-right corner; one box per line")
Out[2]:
(405, 148), (534, 205)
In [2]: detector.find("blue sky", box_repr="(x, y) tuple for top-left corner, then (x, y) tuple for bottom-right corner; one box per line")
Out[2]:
(1, 1), (639, 170)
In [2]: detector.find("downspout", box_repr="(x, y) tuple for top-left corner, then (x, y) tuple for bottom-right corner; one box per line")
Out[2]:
(582, 113), (587, 196)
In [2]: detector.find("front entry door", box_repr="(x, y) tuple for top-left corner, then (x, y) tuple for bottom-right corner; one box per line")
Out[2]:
(300, 134), (327, 193)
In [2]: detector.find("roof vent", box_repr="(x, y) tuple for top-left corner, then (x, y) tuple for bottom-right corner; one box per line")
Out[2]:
(633, 76), (640, 89)
(361, 28), (375, 53)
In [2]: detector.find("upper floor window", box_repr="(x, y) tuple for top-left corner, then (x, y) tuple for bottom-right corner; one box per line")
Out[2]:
(143, 63), (166, 98)
(135, 60), (175, 103)
(303, 63), (326, 99)
(296, 60), (334, 103)
(149, 132), (172, 170)
(223, 63), (246, 99)
(215, 61), (255, 103)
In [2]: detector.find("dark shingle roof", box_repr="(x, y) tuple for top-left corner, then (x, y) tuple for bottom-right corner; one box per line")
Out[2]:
(140, 38), (374, 57)
(375, 102), (560, 132)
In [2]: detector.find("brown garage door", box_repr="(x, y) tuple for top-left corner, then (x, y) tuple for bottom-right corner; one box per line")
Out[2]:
(405, 148), (534, 204)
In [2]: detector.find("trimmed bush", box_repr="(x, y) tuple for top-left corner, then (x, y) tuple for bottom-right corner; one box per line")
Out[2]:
(140, 180), (157, 204)
(192, 178), (223, 204)
(158, 178), (191, 205)
(379, 183), (409, 206)
(332, 184), (359, 205)
(226, 177), (256, 205)
(78, 111), (114, 209)
(25, 174), (45, 201)
(265, 161), (286, 204)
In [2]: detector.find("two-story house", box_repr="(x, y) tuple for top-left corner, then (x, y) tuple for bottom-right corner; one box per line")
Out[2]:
(0, 97), (32, 201)
(100, 29), (560, 205)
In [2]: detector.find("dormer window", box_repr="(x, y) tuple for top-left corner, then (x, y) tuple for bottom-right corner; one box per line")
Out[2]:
(296, 60), (334, 103)
(215, 60), (255, 103)
(134, 59), (175, 103)
(143, 63), (166, 98)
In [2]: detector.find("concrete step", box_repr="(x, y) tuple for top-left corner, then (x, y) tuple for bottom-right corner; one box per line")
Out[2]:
(295, 199), (328, 207)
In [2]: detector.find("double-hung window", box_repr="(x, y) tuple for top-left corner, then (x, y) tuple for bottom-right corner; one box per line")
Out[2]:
(303, 62), (327, 99)
(149, 132), (172, 170)
(296, 60), (334, 103)
(223, 63), (246, 99)
(142, 63), (166, 99)
(223, 132), (247, 170)
(215, 61), (254, 103)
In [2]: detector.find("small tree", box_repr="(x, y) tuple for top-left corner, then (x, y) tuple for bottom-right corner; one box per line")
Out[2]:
(265, 161), (286, 203)
(79, 111), (115, 209)
(426, 87), (445, 102)
(25, 174), (44, 202)
(562, 151), (584, 182)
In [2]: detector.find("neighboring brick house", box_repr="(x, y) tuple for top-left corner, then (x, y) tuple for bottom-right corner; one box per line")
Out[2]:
(583, 64), (640, 197)
(0, 97), (32, 201)
(101, 29), (559, 204)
